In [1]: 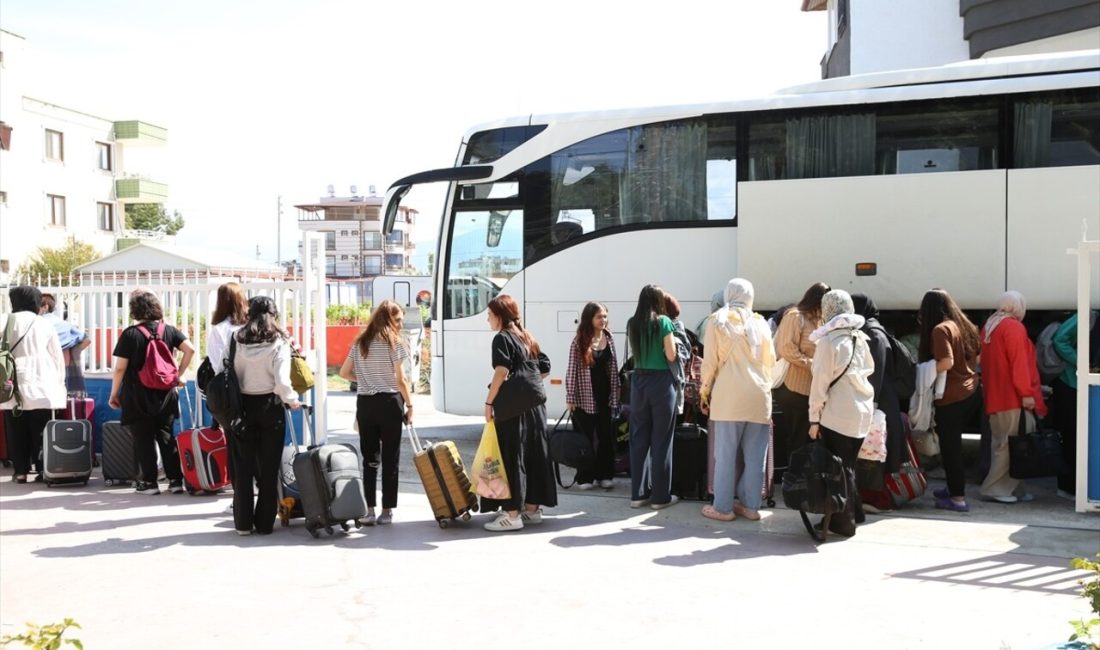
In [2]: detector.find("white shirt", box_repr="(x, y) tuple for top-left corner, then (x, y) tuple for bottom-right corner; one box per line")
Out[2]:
(206, 319), (244, 373)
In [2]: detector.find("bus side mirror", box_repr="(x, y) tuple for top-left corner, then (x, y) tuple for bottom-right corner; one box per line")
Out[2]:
(383, 185), (411, 235)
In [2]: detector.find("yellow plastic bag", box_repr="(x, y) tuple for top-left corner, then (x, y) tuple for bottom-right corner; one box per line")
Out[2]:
(471, 421), (511, 500)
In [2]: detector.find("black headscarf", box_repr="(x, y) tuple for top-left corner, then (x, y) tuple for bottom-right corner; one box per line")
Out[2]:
(8, 286), (42, 314)
(850, 292), (880, 322)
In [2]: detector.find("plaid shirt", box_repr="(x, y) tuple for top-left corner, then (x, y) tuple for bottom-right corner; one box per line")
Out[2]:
(565, 335), (621, 414)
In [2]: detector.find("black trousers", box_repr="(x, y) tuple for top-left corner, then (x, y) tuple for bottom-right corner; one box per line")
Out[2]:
(573, 406), (614, 483)
(481, 404), (557, 513)
(4, 409), (50, 476)
(232, 394), (285, 534)
(934, 388), (982, 498)
(130, 412), (182, 484)
(1051, 379), (1077, 493)
(356, 393), (403, 509)
(822, 426), (863, 535)
(773, 385), (810, 480)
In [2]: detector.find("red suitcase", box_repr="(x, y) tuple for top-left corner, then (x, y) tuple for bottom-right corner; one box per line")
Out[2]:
(177, 393), (230, 494)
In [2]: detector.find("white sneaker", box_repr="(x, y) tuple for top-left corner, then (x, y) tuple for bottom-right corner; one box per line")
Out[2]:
(483, 513), (524, 532)
(577, 483), (594, 491)
(629, 498), (650, 509)
(598, 479), (614, 489)
(1056, 489), (1075, 501)
(520, 509), (543, 525)
(651, 495), (681, 510)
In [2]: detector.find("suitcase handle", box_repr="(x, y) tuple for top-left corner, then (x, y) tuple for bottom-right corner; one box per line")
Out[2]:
(406, 423), (423, 454)
(285, 403), (315, 450)
(178, 387), (198, 431)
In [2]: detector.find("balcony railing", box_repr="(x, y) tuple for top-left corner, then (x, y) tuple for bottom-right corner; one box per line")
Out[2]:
(116, 177), (168, 203)
(113, 121), (167, 145)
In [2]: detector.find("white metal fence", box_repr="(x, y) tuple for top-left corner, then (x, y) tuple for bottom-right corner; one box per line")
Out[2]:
(1, 233), (331, 438)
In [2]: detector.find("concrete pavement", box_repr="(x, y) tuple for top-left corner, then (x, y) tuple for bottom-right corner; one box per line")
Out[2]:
(1, 391), (1097, 649)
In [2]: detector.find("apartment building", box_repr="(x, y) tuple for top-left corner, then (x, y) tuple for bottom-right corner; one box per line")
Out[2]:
(0, 28), (168, 284)
(295, 187), (418, 279)
(802, 0), (1100, 78)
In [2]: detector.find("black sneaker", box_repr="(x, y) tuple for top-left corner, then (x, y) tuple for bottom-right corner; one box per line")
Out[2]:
(135, 481), (161, 495)
(168, 480), (185, 494)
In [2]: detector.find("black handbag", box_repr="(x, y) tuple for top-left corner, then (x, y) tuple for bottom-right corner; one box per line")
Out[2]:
(492, 334), (546, 421)
(618, 335), (634, 406)
(196, 356), (215, 392)
(1008, 410), (1066, 479)
(782, 441), (848, 542)
(204, 339), (245, 435)
(548, 410), (595, 488)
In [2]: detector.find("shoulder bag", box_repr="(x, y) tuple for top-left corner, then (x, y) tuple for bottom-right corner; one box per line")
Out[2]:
(205, 338), (246, 435)
(491, 333), (546, 421)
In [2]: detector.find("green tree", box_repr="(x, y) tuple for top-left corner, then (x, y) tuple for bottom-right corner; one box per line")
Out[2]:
(124, 203), (185, 235)
(17, 238), (101, 283)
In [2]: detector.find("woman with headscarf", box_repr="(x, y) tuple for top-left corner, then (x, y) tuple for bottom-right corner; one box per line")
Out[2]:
(979, 291), (1045, 503)
(699, 279), (775, 521)
(1, 287), (66, 483)
(807, 290), (875, 537)
(851, 295), (905, 493)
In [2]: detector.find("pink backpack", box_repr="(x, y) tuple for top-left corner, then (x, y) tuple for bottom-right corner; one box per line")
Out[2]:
(136, 322), (179, 390)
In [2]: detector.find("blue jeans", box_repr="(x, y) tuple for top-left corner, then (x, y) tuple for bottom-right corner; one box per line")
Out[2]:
(711, 420), (770, 512)
(629, 370), (677, 504)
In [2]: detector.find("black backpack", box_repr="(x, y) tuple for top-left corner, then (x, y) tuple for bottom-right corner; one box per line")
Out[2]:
(205, 338), (245, 435)
(870, 324), (916, 399)
(782, 441), (849, 542)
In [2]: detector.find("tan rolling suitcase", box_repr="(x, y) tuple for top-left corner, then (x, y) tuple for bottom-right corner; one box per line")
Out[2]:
(408, 424), (478, 528)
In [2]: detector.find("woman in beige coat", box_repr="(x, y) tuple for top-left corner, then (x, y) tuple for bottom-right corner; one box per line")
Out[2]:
(699, 279), (775, 521)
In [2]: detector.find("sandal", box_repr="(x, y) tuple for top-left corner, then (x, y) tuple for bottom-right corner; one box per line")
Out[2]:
(701, 505), (736, 522)
(733, 503), (761, 521)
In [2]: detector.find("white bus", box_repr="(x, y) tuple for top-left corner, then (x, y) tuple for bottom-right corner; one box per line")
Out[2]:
(384, 51), (1100, 417)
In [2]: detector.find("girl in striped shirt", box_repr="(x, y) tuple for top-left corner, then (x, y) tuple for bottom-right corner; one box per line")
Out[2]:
(339, 300), (413, 526)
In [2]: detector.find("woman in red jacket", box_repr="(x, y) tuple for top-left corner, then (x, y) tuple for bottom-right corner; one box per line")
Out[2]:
(979, 291), (1046, 503)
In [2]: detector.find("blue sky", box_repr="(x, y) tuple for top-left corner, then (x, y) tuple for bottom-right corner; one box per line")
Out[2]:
(1, 1), (826, 270)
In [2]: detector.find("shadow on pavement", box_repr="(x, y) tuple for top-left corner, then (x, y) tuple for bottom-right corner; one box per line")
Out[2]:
(888, 550), (1089, 596)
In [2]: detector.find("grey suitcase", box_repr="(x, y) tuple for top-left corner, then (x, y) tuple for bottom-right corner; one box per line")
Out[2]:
(42, 416), (93, 486)
(101, 421), (139, 487)
(286, 407), (367, 537)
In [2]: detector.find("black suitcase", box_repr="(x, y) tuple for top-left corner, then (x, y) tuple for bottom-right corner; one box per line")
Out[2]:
(671, 423), (708, 500)
(42, 413), (93, 487)
(101, 421), (139, 487)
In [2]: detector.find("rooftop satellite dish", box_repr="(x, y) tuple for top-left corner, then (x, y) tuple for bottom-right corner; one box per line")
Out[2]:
(326, 184), (335, 196)
(369, 185), (377, 196)
(350, 185), (358, 195)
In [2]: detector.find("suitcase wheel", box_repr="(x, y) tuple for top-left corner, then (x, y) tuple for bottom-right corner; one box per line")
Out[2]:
(462, 512), (472, 522)
(308, 528), (320, 539)
(104, 479), (114, 487)
(340, 522), (350, 533)
(186, 485), (199, 496)
(325, 526), (334, 536)
(354, 520), (362, 529)
(82, 480), (88, 487)
(438, 519), (450, 529)
(767, 498), (776, 508)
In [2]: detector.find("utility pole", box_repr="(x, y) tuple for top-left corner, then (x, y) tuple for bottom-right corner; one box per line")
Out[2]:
(276, 195), (283, 265)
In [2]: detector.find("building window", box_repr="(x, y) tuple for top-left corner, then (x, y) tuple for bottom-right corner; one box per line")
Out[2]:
(0, 190), (6, 205)
(97, 202), (114, 231)
(45, 129), (64, 161)
(340, 230), (349, 236)
(96, 142), (113, 171)
(325, 255), (336, 275)
(386, 231), (404, 246)
(362, 231), (382, 249)
(325, 232), (336, 250)
(48, 194), (66, 226)
(386, 253), (404, 270)
(340, 254), (348, 260)
(362, 256), (382, 275)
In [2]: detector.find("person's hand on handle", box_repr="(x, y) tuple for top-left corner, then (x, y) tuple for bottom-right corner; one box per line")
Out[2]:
(1021, 396), (1036, 411)
(288, 401), (302, 411)
(808, 423), (821, 440)
(405, 402), (414, 424)
(484, 403), (493, 423)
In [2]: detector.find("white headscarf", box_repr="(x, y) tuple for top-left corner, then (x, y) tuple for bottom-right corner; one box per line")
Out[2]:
(810, 289), (866, 342)
(983, 290), (1026, 344)
(715, 278), (767, 358)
